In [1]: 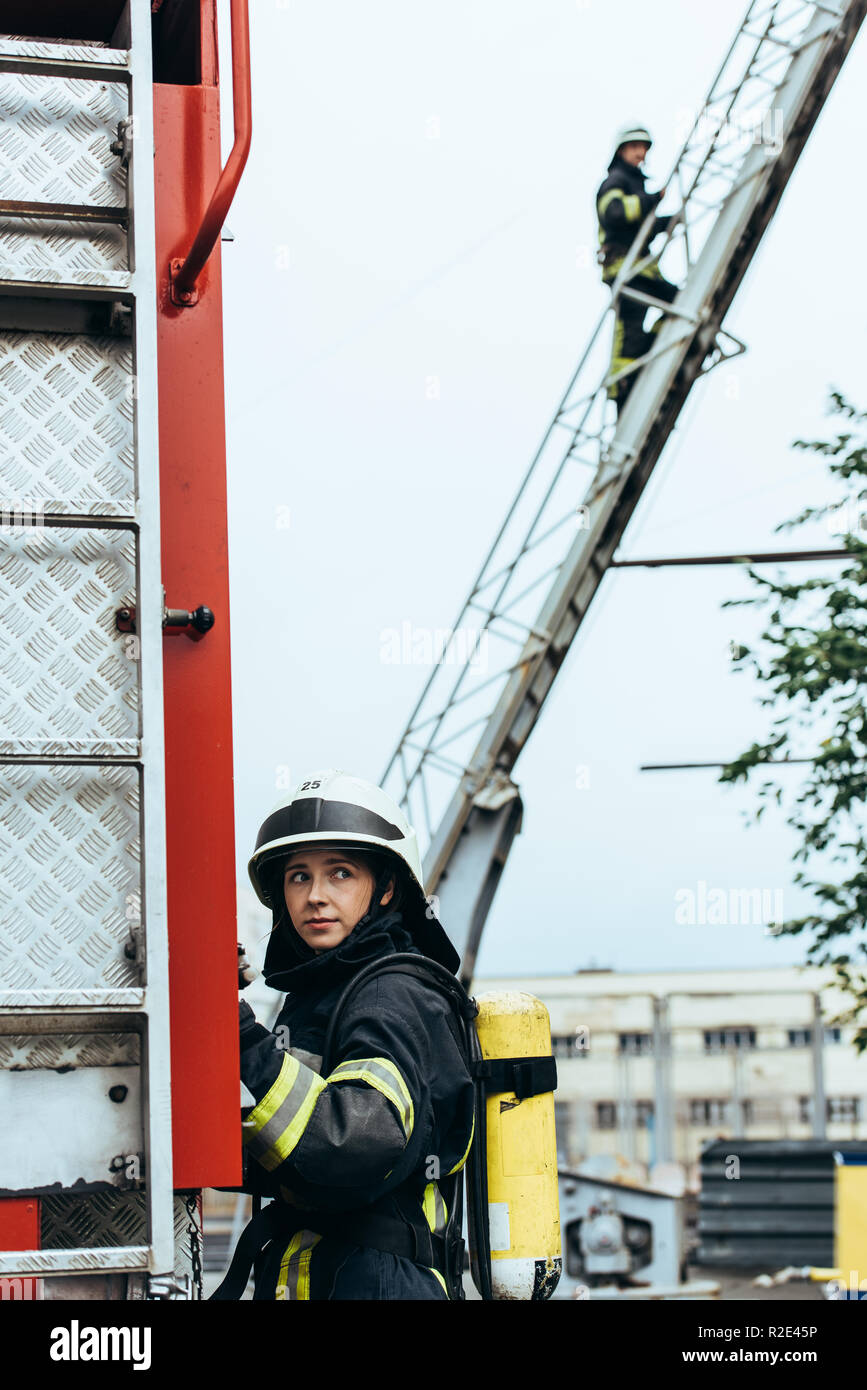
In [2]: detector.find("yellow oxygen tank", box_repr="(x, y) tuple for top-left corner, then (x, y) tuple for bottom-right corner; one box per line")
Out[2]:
(468, 990), (561, 1299)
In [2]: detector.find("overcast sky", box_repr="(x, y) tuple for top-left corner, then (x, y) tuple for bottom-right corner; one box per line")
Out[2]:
(216, 0), (866, 979)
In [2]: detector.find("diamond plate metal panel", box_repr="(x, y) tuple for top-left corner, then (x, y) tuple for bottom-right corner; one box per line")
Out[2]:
(0, 526), (138, 754)
(0, 40), (128, 286)
(42, 1191), (145, 1250)
(172, 1194), (201, 1288)
(0, 75), (125, 207)
(0, 1030), (139, 1069)
(0, 220), (128, 288)
(0, 763), (140, 991)
(0, 332), (134, 512)
(0, 988), (143, 1006)
(42, 1192), (199, 1276)
(0, 39), (123, 65)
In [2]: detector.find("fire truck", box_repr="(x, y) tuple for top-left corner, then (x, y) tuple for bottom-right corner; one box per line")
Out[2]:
(0, 0), (864, 1300)
(0, 0), (248, 1298)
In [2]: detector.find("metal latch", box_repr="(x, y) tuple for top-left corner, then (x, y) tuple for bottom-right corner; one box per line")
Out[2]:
(124, 922), (145, 973)
(109, 117), (134, 169)
(116, 602), (215, 641)
(147, 1274), (193, 1301)
(163, 605), (216, 637)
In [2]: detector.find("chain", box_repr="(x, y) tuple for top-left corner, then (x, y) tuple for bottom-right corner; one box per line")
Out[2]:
(184, 1191), (203, 1299)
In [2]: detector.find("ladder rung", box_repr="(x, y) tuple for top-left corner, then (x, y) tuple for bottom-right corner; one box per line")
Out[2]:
(0, 53), (130, 84)
(0, 200), (127, 226)
(0, 1246), (148, 1277)
(0, 506), (136, 529)
(0, 989), (145, 1010)
(0, 749), (140, 765)
(0, 273), (133, 295)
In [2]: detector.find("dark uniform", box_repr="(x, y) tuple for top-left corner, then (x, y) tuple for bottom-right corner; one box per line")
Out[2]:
(596, 151), (678, 407)
(235, 887), (475, 1301)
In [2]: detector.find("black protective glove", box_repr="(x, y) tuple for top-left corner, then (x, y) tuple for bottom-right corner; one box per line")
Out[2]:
(239, 998), (271, 1053)
(237, 941), (259, 990)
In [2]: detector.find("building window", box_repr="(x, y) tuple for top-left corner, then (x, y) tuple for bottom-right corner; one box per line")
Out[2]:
(619, 1032), (652, 1056)
(788, 1026), (843, 1047)
(827, 1096), (860, 1123)
(799, 1095), (859, 1123)
(552, 1033), (589, 1059)
(634, 1100), (654, 1128)
(595, 1102), (617, 1131)
(690, 1098), (728, 1125)
(554, 1102), (571, 1160)
(704, 1028), (757, 1053)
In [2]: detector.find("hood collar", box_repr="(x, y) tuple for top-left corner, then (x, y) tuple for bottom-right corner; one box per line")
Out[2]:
(609, 152), (647, 181)
(262, 857), (460, 992)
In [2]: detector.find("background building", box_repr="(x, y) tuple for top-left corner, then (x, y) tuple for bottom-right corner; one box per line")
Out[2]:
(473, 965), (867, 1188)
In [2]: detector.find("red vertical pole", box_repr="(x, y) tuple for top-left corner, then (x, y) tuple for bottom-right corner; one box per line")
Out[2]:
(153, 0), (242, 1189)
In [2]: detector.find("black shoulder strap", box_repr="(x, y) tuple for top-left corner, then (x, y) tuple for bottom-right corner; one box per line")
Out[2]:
(322, 952), (478, 1074)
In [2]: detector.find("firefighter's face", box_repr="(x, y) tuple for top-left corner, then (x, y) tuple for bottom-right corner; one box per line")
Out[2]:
(282, 849), (394, 953)
(619, 141), (649, 166)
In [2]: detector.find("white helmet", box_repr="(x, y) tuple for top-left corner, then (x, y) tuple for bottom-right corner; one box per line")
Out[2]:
(613, 124), (652, 155)
(249, 769), (459, 971)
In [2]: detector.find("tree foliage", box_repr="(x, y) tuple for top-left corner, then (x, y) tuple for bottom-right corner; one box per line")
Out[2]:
(721, 391), (867, 1050)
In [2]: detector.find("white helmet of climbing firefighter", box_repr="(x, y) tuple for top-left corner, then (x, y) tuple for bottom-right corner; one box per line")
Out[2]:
(248, 768), (460, 971)
(613, 123), (652, 155)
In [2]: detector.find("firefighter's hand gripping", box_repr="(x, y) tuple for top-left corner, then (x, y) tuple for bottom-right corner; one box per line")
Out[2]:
(239, 998), (267, 1052)
(238, 940), (259, 990)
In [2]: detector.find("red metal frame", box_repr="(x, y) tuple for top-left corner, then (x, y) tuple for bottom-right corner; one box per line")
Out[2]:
(170, 0), (251, 305)
(0, 1200), (38, 1299)
(0, 0), (243, 1283)
(0, 0), (244, 1275)
(154, 0), (243, 1189)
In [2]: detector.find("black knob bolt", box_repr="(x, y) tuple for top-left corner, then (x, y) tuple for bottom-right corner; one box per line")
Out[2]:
(191, 605), (215, 634)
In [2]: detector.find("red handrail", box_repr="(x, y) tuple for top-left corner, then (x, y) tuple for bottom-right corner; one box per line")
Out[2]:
(170, 0), (251, 305)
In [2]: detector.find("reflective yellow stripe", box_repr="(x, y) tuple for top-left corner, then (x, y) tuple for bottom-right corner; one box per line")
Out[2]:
(422, 1183), (451, 1296)
(597, 188), (641, 222)
(327, 1056), (414, 1141)
(275, 1229), (321, 1301)
(422, 1182), (437, 1231)
(422, 1181), (448, 1235)
(603, 258), (663, 286)
(606, 319), (628, 397)
(242, 1053), (327, 1172)
(447, 1111), (475, 1175)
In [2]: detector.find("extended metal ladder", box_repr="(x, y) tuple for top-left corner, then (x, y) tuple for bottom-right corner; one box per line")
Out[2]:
(382, 0), (866, 979)
(0, 7), (174, 1289)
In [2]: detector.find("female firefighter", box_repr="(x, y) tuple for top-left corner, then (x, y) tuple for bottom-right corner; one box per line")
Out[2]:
(215, 769), (475, 1301)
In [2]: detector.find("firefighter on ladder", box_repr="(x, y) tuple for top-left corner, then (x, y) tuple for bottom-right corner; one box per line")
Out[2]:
(597, 124), (679, 410)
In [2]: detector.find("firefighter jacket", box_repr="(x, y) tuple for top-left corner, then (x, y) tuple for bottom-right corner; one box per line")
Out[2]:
(596, 153), (672, 283)
(238, 902), (475, 1300)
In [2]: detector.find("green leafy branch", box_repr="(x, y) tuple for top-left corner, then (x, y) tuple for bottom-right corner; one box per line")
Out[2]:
(721, 391), (867, 1050)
